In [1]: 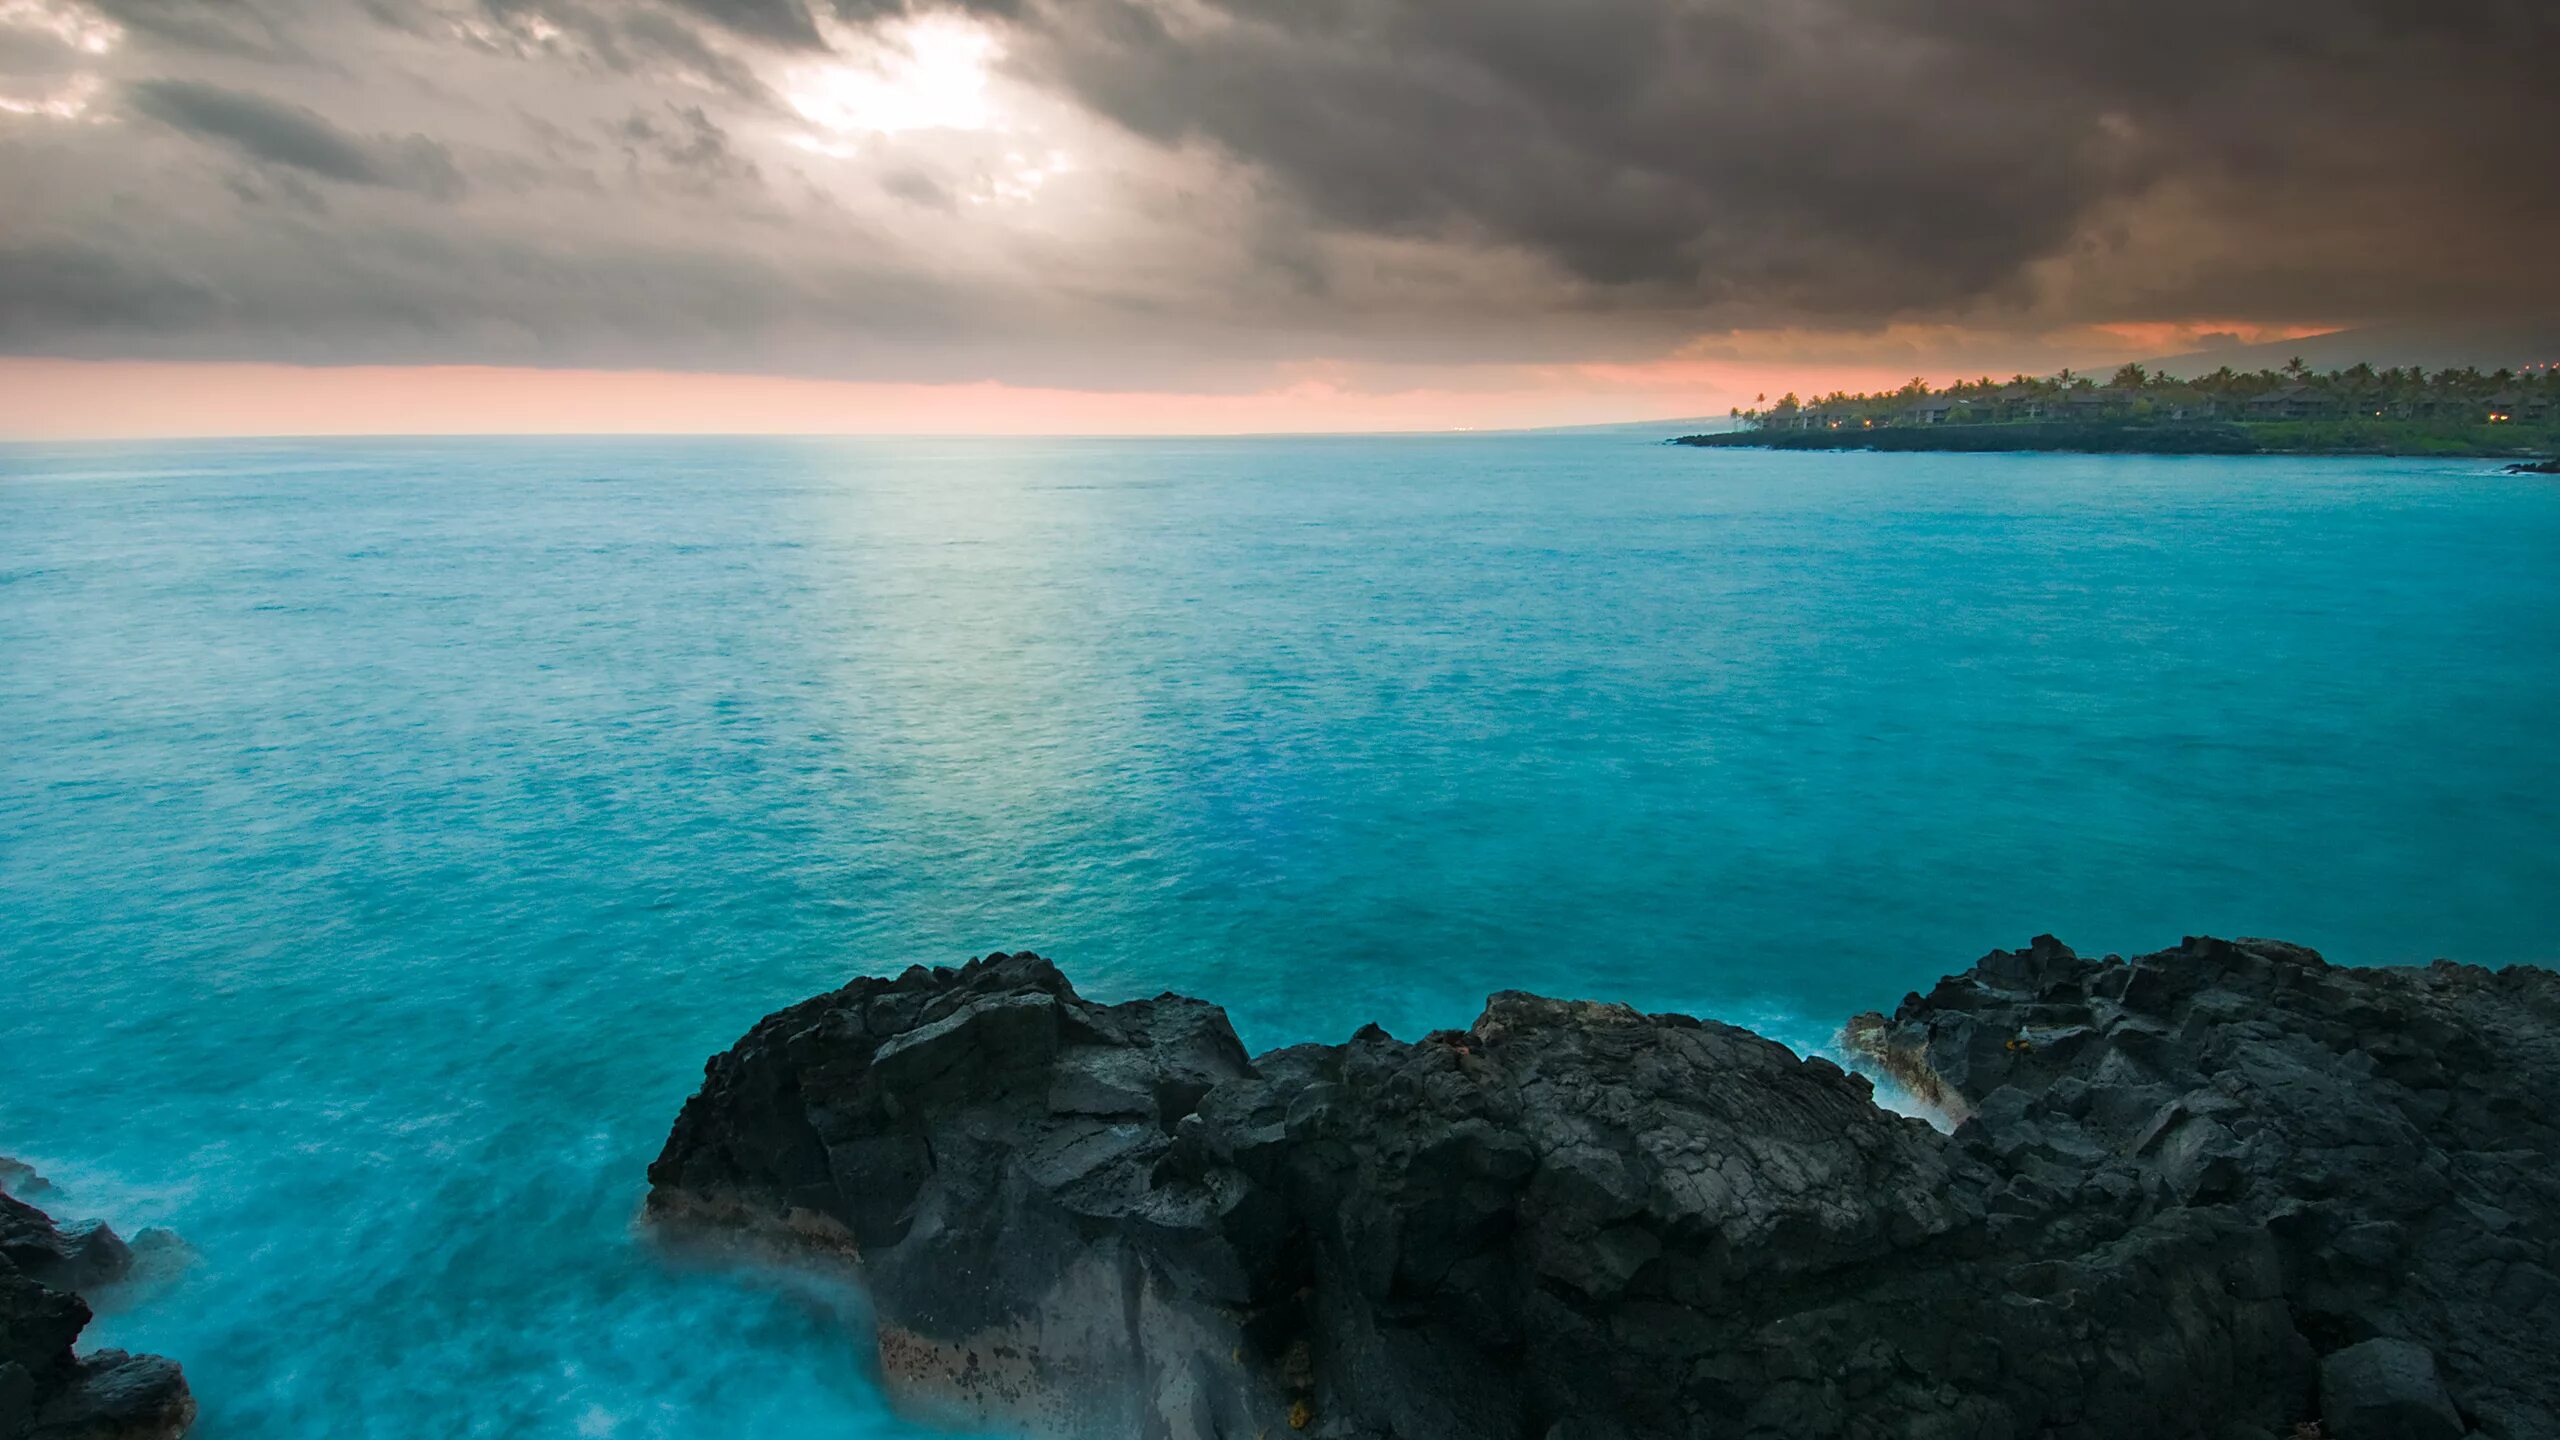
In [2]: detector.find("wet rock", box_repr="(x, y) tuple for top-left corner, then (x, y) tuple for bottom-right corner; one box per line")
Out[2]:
(26, 1352), (193, 1440)
(0, 1180), (193, 1440)
(650, 939), (2559, 1438)
(0, 1196), (130, 1303)
(0, 1166), (52, 1203)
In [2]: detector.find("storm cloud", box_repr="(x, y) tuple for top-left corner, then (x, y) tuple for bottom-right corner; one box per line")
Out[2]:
(130, 78), (465, 194)
(988, 0), (2559, 319)
(0, 0), (2551, 384)
(665, 0), (822, 50)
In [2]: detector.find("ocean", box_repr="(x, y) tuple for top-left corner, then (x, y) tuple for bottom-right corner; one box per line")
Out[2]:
(4, 433), (2556, 1437)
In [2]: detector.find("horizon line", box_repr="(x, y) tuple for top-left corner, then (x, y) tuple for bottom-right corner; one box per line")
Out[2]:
(0, 356), (1776, 443)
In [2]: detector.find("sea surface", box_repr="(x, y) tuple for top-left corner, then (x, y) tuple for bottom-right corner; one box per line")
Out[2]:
(5, 434), (2557, 1437)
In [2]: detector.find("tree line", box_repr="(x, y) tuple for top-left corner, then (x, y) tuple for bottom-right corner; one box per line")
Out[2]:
(1734, 360), (2558, 429)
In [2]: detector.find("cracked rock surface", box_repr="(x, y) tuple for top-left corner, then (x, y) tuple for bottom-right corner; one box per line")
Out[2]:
(648, 938), (2557, 1439)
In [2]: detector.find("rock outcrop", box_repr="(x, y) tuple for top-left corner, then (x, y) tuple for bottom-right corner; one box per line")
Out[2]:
(648, 938), (2560, 1439)
(0, 1168), (194, 1440)
(1850, 934), (2560, 1440)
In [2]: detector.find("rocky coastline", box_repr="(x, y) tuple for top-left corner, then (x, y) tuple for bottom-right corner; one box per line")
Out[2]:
(0, 1167), (194, 1440)
(648, 936), (2559, 1439)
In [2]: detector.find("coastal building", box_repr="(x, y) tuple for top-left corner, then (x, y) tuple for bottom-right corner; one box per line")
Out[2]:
(2061, 387), (2138, 418)
(2151, 388), (2220, 420)
(2244, 384), (2339, 421)
(2482, 390), (2548, 423)
(1898, 396), (1977, 425)
(1984, 383), (2039, 420)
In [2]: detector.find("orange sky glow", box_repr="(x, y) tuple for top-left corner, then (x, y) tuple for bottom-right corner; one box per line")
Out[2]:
(0, 356), (1948, 441)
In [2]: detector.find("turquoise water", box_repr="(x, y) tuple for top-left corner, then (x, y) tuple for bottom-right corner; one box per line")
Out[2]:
(4, 434), (2557, 1437)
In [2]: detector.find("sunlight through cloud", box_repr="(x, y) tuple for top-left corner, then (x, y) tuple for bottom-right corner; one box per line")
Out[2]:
(973, 149), (1073, 205)
(787, 15), (1000, 142)
(0, 0), (119, 53)
(0, 70), (101, 120)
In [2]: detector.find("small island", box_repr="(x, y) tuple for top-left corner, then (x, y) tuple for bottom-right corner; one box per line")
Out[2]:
(1678, 360), (2559, 458)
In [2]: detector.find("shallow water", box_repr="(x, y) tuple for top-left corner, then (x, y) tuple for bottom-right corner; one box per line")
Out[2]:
(4, 434), (2556, 1437)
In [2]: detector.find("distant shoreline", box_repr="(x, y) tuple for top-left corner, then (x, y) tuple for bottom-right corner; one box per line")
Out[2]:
(1671, 420), (2554, 459)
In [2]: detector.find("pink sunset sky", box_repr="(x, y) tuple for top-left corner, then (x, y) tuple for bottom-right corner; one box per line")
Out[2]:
(0, 319), (2334, 441)
(0, 355), (1990, 439)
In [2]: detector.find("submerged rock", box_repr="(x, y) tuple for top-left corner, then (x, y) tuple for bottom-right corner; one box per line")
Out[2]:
(648, 939), (2560, 1439)
(0, 1170), (193, 1440)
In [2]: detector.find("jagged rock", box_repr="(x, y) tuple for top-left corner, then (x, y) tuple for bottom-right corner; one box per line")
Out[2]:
(0, 1197), (131, 1298)
(2318, 1337), (2463, 1440)
(2, 1364), (35, 1438)
(25, 1353), (193, 1440)
(1854, 935), (2559, 1438)
(0, 1180), (193, 1440)
(0, 1166), (51, 1204)
(649, 939), (2559, 1439)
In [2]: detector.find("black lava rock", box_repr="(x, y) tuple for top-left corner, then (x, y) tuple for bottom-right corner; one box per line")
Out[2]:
(648, 939), (2558, 1439)
(0, 1196), (131, 1301)
(1854, 935), (2558, 1439)
(0, 1169), (193, 1440)
(2319, 1337), (2463, 1440)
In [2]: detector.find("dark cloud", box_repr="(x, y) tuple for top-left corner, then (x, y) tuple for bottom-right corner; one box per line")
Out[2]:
(88, 0), (299, 59)
(879, 166), (952, 210)
(0, 212), (1132, 383)
(612, 8), (771, 96)
(427, 1), (773, 98)
(6, 0), (2551, 386)
(648, 0), (1023, 49)
(127, 78), (467, 197)
(613, 103), (759, 191)
(662, 0), (824, 50)
(972, 0), (2560, 325)
(0, 242), (220, 334)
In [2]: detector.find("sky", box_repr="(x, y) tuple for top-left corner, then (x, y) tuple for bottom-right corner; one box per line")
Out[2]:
(1, 0), (2553, 436)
